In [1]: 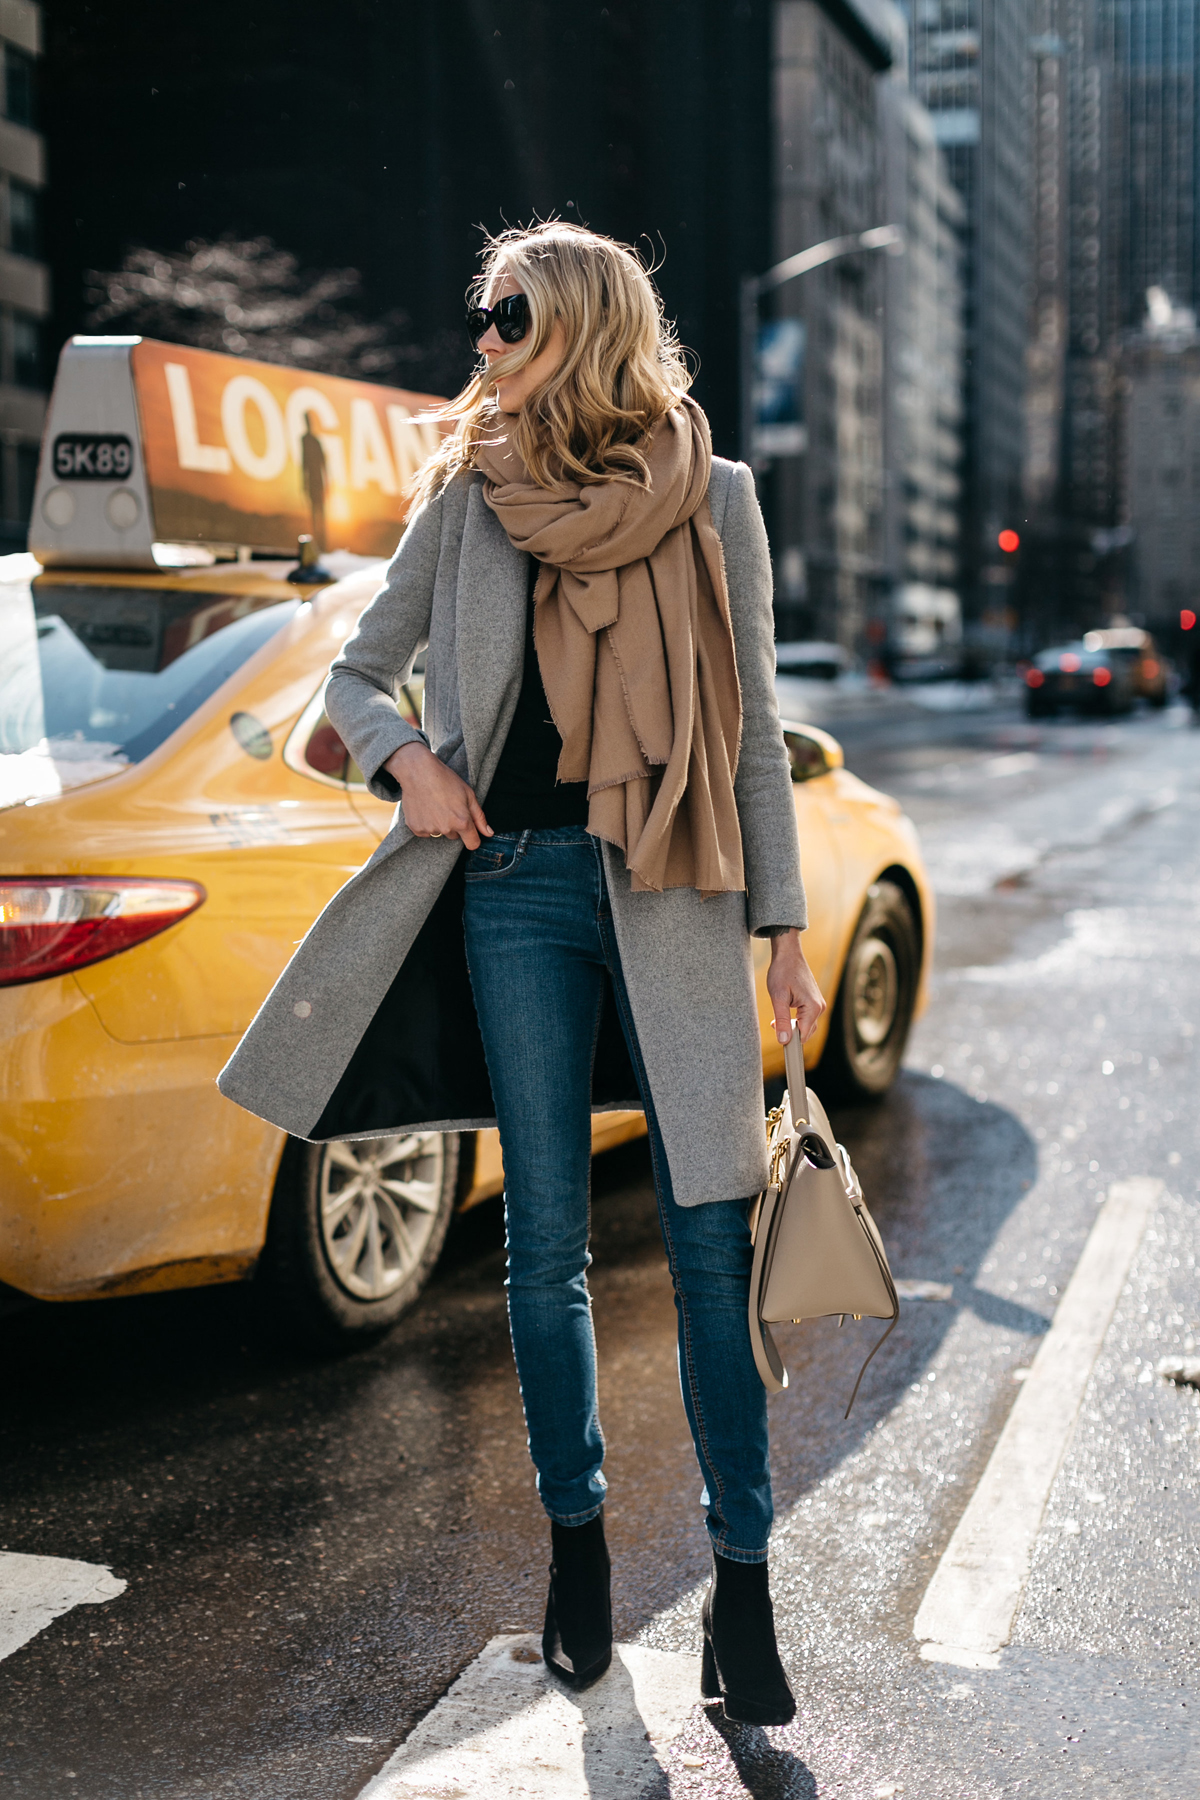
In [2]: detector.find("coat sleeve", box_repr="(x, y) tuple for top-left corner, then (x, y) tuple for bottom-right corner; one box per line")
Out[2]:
(720, 462), (808, 936)
(324, 486), (445, 802)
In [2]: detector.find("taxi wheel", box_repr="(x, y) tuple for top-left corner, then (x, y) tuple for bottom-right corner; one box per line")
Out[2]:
(260, 1131), (459, 1349)
(817, 881), (919, 1101)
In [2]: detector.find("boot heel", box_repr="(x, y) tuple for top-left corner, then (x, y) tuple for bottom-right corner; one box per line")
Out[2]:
(700, 1630), (721, 1699)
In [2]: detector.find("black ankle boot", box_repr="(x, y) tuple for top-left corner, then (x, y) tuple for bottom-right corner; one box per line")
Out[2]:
(542, 1510), (612, 1687)
(701, 1549), (795, 1725)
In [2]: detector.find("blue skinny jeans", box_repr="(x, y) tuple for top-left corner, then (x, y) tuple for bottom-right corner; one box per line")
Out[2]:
(462, 825), (772, 1562)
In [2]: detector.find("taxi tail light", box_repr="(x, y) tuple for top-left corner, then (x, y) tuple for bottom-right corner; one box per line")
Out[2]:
(0, 879), (205, 988)
(1025, 668), (1045, 688)
(1092, 666), (1112, 687)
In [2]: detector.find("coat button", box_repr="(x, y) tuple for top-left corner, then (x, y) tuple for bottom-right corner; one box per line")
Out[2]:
(293, 1000), (313, 1018)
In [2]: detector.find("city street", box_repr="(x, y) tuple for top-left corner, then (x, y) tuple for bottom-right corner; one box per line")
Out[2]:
(2, 690), (1198, 1799)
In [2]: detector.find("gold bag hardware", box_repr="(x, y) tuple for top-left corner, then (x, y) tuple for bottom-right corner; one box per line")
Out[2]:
(748, 1032), (899, 1414)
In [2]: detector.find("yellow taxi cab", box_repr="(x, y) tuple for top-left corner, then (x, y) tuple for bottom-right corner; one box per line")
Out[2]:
(1083, 626), (1170, 708)
(0, 336), (933, 1343)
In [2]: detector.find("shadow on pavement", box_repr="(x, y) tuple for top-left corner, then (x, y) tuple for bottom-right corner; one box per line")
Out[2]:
(703, 1707), (818, 1798)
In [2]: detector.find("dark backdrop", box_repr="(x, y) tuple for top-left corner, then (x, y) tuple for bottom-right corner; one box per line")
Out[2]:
(42, 0), (771, 457)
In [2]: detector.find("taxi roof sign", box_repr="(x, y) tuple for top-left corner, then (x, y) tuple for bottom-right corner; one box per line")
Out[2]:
(30, 337), (446, 569)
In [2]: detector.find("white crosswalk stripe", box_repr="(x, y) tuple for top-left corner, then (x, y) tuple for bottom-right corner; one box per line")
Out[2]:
(914, 1176), (1163, 1664)
(0, 1552), (126, 1662)
(357, 1634), (701, 1800)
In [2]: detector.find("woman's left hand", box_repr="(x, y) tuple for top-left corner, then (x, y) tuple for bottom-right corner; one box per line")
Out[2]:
(766, 930), (826, 1045)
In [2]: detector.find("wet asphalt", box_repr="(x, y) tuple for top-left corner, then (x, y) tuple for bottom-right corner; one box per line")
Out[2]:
(1, 690), (1198, 1799)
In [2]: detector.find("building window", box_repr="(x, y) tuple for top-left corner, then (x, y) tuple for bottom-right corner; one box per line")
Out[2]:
(4, 45), (35, 129)
(12, 312), (41, 388)
(9, 180), (39, 258)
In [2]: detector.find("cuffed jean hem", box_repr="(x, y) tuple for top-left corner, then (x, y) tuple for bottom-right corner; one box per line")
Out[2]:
(543, 1501), (607, 1527)
(709, 1541), (770, 1565)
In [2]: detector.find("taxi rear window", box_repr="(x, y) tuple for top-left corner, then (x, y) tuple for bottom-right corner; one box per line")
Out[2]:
(0, 576), (298, 808)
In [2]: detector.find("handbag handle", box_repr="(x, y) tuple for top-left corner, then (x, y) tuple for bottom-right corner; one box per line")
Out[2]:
(783, 1028), (810, 1127)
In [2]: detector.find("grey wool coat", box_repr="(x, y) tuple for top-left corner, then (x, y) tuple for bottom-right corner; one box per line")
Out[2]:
(217, 456), (807, 1205)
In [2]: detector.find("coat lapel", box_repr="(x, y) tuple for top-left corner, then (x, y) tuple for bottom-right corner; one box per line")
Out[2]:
(453, 477), (529, 791)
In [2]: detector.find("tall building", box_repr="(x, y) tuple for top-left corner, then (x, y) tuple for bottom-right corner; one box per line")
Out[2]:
(44, 2), (774, 463)
(768, 0), (893, 647)
(1121, 304), (1200, 627)
(878, 13), (966, 645)
(1061, 0), (1121, 558)
(1087, 0), (1200, 609)
(1101, 0), (1200, 330)
(0, 0), (47, 548)
(1023, 14), (1068, 524)
(1019, 0), (1124, 641)
(1015, 0), (1200, 638)
(910, 0), (1034, 631)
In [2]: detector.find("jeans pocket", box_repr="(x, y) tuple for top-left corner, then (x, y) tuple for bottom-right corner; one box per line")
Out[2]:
(464, 838), (525, 881)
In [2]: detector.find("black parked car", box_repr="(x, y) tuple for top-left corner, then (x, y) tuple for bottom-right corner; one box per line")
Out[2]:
(1024, 640), (1137, 717)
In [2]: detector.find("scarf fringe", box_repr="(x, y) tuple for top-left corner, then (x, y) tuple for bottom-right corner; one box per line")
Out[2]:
(586, 768), (655, 795)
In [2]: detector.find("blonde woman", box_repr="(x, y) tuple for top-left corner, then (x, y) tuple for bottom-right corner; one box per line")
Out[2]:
(219, 222), (824, 1722)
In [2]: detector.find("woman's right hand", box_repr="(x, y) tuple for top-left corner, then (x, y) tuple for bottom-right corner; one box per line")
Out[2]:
(384, 741), (493, 849)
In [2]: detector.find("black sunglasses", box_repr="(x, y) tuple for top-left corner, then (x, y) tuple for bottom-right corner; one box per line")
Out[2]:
(466, 292), (530, 350)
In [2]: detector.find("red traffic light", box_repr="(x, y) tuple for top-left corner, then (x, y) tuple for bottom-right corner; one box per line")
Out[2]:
(998, 529), (1020, 554)
(1183, 609), (1197, 630)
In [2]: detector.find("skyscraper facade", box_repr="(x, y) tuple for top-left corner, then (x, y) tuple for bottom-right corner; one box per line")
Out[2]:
(44, 1), (776, 463)
(910, 0), (1034, 631)
(1122, 316), (1200, 623)
(1018, 0), (1125, 639)
(879, 34), (966, 643)
(1018, 0), (1200, 634)
(768, 0), (893, 648)
(1062, 0), (1122, 553)
(1101, 0), (1200, 328)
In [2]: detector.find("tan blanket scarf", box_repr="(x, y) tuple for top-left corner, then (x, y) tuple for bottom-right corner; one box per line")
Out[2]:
(476, 398), (745, 897)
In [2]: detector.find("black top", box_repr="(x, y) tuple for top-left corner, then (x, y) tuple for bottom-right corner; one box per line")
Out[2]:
(484, 563), (590, 832)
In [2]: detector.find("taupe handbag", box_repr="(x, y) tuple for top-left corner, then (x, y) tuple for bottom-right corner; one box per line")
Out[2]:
(749, 1032), (899, 1413)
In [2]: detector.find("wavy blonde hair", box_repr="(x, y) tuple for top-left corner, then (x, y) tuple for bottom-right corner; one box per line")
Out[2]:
(413, 220), (692, 503)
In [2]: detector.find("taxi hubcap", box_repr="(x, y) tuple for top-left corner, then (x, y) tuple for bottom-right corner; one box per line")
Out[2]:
(852, 935), (898, 1048)
(319, 1134), (446, 1301)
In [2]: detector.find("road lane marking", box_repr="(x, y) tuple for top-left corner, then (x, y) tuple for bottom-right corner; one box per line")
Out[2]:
(985, 751), (1039, 778)
(356, 1633), (700, 1799)
(894, 1279), (953, 1302)
(0, 1552), (126, 1662)
(914, 1176), (1162, 1666)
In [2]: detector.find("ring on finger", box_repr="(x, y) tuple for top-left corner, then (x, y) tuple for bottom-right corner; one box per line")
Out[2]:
(430, 831), (444, 838)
